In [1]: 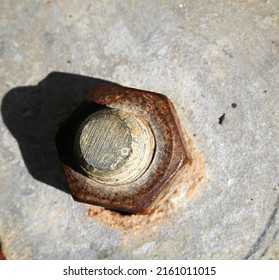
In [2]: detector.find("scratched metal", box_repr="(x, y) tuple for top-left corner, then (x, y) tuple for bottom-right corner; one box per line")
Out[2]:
(0, 0), (279, 259)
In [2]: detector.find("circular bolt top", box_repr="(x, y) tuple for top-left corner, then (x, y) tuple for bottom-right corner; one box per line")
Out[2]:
(75, 108), (155, 186)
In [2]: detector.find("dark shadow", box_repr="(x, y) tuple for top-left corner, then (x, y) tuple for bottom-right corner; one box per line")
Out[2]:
(1, 72), (116, 194)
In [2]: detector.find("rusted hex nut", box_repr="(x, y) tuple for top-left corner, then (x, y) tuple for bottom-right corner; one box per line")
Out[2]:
(56, 83), (191, 214)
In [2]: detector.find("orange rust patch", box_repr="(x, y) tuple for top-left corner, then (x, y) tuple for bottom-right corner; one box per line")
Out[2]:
(86, 127), (206, 235)
(0, 247), (5, 260)
(185, 138), (206, 199)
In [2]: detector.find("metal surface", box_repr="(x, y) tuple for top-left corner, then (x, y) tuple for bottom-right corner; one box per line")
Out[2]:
(0, 0), (279, 259)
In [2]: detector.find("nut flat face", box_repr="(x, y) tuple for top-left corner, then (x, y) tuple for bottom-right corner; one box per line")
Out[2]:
(56, 83), (191, 214)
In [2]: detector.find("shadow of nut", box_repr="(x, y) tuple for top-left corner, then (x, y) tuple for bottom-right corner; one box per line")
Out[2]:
(56, 83), (192, 214)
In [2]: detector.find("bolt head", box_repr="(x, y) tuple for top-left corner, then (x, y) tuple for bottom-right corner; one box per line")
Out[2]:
(56, 83), (191, 214)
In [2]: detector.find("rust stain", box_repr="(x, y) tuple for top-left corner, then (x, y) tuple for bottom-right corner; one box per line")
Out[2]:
(0, 247), (5, 260)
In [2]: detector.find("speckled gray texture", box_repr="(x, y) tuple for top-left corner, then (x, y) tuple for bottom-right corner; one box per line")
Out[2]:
(0, 0), (279, 259)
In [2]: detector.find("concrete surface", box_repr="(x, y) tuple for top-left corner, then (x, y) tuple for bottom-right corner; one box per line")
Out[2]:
(0, 0), (279, 259)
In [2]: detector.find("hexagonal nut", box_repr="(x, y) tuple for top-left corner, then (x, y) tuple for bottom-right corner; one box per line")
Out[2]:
(56, 83), (192, 214)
